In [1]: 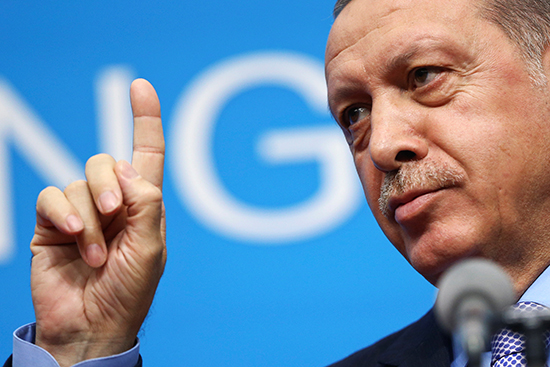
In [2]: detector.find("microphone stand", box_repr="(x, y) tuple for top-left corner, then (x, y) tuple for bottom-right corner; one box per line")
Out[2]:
(501, 307), (550, 367)
(456, 295), (499, 367)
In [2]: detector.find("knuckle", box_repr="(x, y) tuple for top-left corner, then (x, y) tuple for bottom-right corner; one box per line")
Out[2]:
(36, 186), (62, 214)
(85, 153), (115, 172)
(37, 186), (60, 202)
(64, 180), (89, 195)
(144, 237), (167, 267)
(141, 184), (163, 203)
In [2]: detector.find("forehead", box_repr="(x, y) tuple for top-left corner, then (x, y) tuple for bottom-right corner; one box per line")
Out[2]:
(325, 0), (482, 69)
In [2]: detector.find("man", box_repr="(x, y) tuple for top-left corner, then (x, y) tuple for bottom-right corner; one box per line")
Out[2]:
(326, 0), (550, 365)
(6, 0), (550, 366)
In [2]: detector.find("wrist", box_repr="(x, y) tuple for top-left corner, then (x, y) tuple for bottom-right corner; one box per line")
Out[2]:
(35, 329), (136, 367)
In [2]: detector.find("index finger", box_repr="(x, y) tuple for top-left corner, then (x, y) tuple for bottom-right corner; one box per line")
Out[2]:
(130, 78), (165, 190)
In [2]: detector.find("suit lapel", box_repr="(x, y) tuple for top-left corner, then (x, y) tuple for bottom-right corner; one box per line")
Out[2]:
(2, 356), (12, 367)
(377, 309), (452, 367)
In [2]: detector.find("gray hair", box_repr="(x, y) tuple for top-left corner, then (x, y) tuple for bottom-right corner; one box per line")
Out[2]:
(333, 0), (352, 18)
(332, 0), (550, 85)
(481, 0), (550, 85)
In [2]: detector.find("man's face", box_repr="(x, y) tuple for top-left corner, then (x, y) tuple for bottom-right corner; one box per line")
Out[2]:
(326, 0), (550, 285)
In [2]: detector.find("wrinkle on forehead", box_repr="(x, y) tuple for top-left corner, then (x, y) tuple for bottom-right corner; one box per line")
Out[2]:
(326, 0), (480, 70)
(326, 2), (408, 68)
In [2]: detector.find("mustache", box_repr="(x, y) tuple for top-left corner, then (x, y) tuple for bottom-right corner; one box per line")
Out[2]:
(378, 161), (464, 217)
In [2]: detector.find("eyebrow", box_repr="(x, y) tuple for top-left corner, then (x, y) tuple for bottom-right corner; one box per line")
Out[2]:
(386, 47), (419, 72)
(327, 37), (450, 116)
(327, 79), (369, 120)
(385, 37), (445, 71)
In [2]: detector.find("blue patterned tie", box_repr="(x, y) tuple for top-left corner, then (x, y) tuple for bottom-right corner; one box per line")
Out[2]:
(491, 301), (550, 366)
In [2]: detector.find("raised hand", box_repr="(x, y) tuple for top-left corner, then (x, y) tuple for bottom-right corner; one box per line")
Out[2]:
(29, 79), (166, 367)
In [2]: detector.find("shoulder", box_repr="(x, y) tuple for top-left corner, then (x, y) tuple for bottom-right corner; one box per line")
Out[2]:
(326, 309), (452, 367)
(326, 330), (407, 367)
(2, 355), (12, 367)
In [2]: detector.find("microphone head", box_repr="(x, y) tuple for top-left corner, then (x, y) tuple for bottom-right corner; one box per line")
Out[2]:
(435, 258), (515, 333)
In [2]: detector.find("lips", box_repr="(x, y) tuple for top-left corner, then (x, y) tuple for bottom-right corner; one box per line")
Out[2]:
(387, 187), (445, 220)
(378, 160), (465, 219)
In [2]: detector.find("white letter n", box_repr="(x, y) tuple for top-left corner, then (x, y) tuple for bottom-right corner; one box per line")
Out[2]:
(0, 79), (83, 263)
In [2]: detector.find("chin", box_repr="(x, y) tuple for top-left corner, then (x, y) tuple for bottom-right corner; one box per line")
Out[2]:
(408, 256), (448, 286)
(405, 237), (481, 287)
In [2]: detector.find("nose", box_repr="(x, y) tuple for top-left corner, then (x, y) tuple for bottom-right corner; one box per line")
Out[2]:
(368, 98), (428, 172)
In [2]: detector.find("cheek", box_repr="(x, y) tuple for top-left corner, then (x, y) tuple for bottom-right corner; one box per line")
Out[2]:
(354, 152), (408, 254)
(354, 152), (381, 209)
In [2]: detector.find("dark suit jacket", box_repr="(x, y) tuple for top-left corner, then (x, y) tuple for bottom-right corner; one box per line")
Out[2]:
(327, 310), (453, 367)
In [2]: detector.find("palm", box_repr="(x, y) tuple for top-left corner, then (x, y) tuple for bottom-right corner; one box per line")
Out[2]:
(32, 207), (165, 343)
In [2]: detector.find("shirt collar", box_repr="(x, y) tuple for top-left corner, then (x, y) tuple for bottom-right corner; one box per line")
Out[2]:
(519, 265), (550, 307)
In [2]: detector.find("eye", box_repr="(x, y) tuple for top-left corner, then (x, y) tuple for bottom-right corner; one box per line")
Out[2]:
(342, 105), (370, 128)
(410, 67), (441, 89)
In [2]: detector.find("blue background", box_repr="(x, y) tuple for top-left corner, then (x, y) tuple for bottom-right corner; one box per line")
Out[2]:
(0, 1), (435, 366)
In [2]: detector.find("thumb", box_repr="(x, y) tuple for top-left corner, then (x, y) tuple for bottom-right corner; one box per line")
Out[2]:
(114, 160), (164, 247)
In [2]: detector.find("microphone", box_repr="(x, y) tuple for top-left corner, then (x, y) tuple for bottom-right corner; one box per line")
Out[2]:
(435, 258), (515, 367)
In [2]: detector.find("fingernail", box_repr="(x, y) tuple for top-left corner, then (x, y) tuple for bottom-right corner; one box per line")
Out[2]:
(120, 160), (139, 180)
(98, 191), (118, 213)
(66, 215), (83, 232)
(86, 243), (105, 268)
